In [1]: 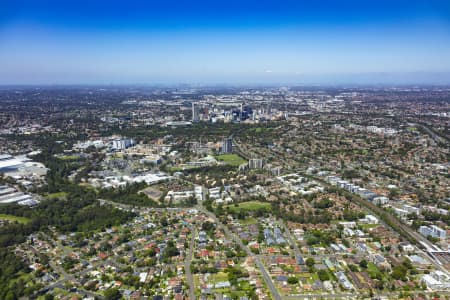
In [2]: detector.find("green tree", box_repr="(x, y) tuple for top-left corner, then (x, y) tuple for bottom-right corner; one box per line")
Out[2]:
(287, 277), (299, 284)
(104, 287), (121, 300)
(392, 265), (408, 281)
(318, 269), (330, 281)
(306, 257), (315, 269)
(359, 259), (368, 269)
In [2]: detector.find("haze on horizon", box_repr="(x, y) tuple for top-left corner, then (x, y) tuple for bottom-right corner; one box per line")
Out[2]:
(1, 0), (450, 85)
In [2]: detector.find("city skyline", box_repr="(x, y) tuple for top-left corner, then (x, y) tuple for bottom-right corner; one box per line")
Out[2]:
(1, 0), (450, 84)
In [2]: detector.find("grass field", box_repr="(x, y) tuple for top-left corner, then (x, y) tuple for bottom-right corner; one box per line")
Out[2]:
(307, 273), (319, 284)
(227, 201), (271, 213)
(46, 192), (68, 200)
(210, 272), (229, 283)
(359, 223), (379, 230)
(58, 155), (80, 161)
(215, 154), (246, 167)
(0, 214), (31, 224)
(168, 166), (184, 172)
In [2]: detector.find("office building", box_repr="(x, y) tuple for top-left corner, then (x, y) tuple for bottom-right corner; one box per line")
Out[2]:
(222, 138), (232, 153)
(112, 138), (135, 150)
(419, 225), (447, 239)
(192, 102), (199, 122)
(194, 185), (206, 201)
(0, 154), (24, 172)
(249, 158), (264, 169)
(271, 166), (282, 176)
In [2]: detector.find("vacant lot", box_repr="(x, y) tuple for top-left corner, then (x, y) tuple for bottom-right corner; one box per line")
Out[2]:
(139, 186), (163, 202)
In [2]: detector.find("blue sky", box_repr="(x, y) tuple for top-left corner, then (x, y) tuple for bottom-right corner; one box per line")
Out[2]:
(1, 0), (450, 85)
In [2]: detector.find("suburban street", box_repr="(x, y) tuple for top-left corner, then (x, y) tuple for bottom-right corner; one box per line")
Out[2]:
(185, 225), (196, 300)
(197, 204), (283, 300)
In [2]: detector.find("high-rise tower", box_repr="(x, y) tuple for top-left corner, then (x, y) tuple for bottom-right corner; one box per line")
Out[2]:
(192, 103), (199, 122)
(222, 138), (233, 153)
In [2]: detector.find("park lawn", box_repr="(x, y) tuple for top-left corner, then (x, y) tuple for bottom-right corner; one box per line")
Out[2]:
(215, 154), (246, 167)
(0, 214), (30, 224)
(227, 201), (271, 213)
(205, 273), (233, 290)
(58, 155), (81, 161)
(46, 191), (68, 200)
(253, 127), (273, 134)
(360, 224), (379, 230)
(210, 272), (229, 283)
(168, 166), (184, 172)
(307, 273), (319, 284)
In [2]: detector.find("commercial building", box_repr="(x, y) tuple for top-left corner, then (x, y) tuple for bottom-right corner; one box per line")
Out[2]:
(0, 185), (39, 206)
(112, 138), (135, 150)
(194, 185), (206, 201)
(165, 121), (193, 127)
(419, 225), (447, 239)
(403, 204), (421, 215)
(192, 103), (199, 122)
(359, 214), (379, 224)
(0, 154), (24, 172)
(422, 271), (450, 290)
(372, 196), (389, 205)
(393, 207), (409, 219)
(249, 158), (264, 169)
(271, 166), (282, 176)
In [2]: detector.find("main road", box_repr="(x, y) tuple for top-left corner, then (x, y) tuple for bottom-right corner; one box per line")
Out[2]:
(285, 290), (450, 299)
(185, 226), (196, 300)
(279, 220), (303, 263)
(196, 204), (283, 300)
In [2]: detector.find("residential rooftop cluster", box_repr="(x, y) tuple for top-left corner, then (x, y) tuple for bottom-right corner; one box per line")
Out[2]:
(0, 86), (449, 300)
